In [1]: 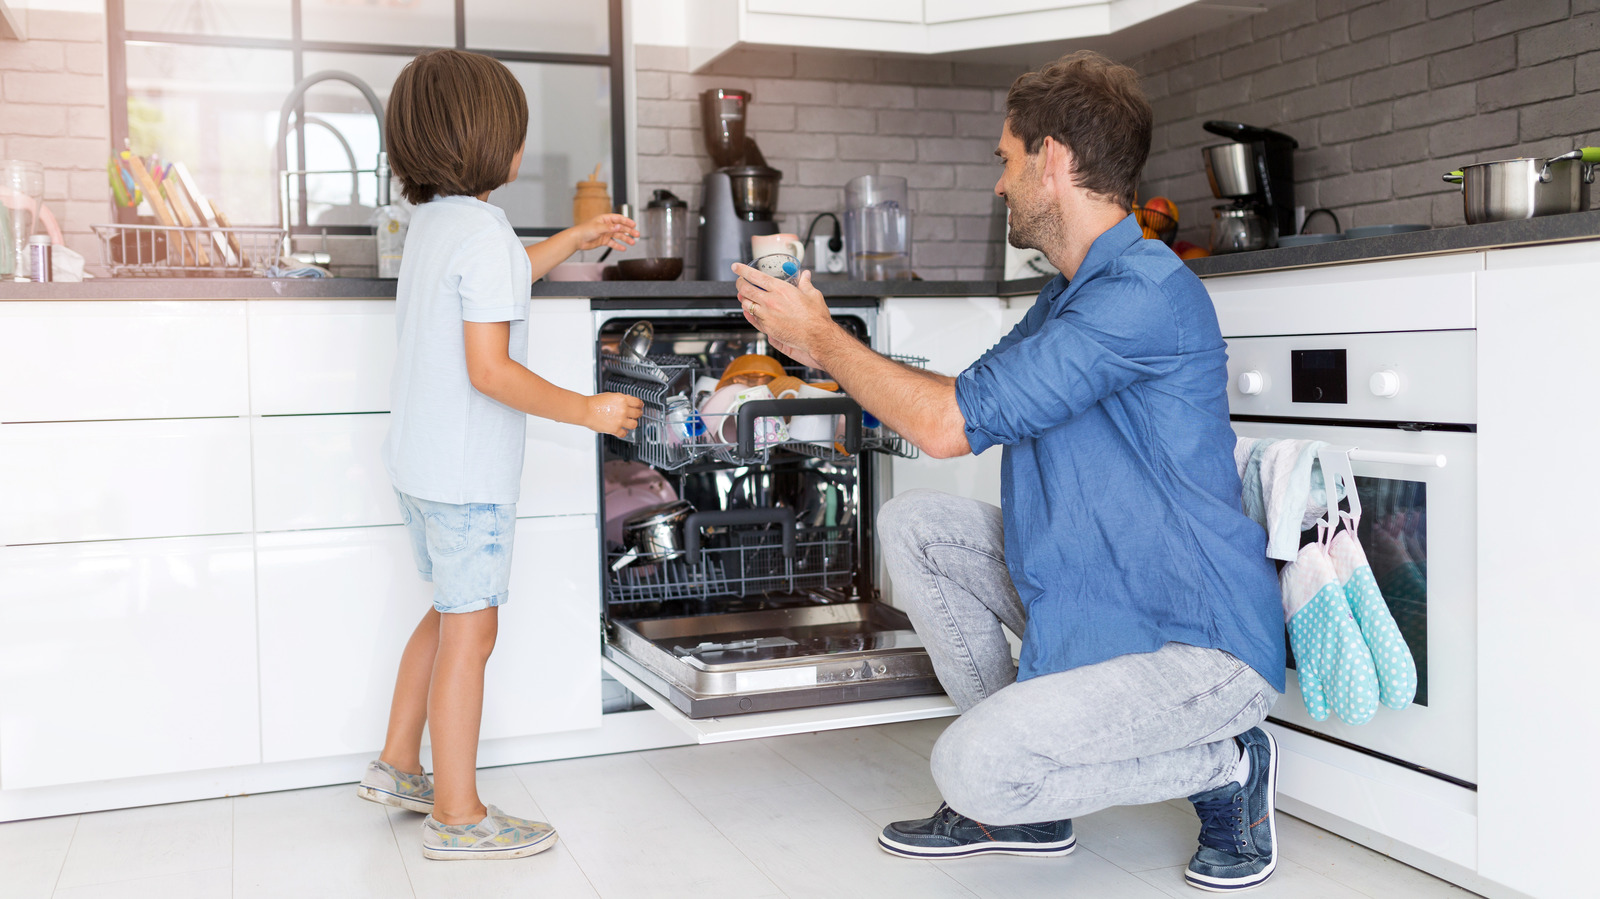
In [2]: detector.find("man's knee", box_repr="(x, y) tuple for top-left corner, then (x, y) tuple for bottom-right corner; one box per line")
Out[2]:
(878, 488), (944, 548)
(930, 717), (1034, 824)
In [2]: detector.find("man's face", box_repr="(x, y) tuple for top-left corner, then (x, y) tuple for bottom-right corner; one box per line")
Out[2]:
(995, 122), (1056, 251)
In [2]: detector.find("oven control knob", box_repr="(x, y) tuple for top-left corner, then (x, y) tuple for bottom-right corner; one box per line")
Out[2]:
(1370, 370), (1401, 398)
(1237, 370), (1265, 396)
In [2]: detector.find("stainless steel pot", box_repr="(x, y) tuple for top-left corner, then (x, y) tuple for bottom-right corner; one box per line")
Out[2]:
(1203, 142), (1259, 199)
(1443, 148), (1599, 224)
(612, 499), (695, 571)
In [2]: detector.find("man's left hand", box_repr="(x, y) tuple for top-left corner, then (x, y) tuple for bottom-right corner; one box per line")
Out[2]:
(732, 263), (832, 370)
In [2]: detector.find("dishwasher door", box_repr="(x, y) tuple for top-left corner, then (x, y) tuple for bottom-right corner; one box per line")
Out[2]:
(593, 304), (954, 734)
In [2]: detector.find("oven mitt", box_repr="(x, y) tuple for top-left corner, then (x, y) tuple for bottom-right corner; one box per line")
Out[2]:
(1281, 541), (1381, 725)
(1329, 529), (1417, 710)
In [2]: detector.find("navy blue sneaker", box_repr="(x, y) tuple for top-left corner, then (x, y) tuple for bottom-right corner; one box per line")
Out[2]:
(1185, 726), (1278, 891)
(878, 802), (1076, 859)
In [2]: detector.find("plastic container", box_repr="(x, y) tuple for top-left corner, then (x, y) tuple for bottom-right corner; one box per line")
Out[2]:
(27, 234), (50, 282)
(2, 160), (45, 281)
(373, 203), (409, 278)
(844, 175), (910, 280)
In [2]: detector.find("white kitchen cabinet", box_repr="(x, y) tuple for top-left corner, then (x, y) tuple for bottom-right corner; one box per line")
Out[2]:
(248, 299), (395, 415)
(882, 296), (1029, 509)
(253, 412), (398, 532)
(1473, 261), (1600, 899)
(256, 517), (599, 764)
(523, 298), (600, 517)
(0, 535), (260, 789)
(0, 417), (253, 545)
(0, 300), (248, 422)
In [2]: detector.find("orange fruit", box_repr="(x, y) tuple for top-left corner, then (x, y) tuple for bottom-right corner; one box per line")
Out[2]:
(1144, 196), (1178, 225)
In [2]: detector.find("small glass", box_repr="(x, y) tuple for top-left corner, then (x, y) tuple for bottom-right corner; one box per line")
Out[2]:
(751, 252), (800, 285)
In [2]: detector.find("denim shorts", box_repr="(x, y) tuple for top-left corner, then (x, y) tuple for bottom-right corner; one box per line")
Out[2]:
(395, 490), (517, 614)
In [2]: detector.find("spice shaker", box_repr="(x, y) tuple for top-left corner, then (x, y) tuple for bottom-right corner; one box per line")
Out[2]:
(27, 234), (51, 282)
(572, 163), (610, 225)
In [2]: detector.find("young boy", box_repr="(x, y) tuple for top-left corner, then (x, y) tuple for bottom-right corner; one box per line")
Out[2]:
(355, 48), (643, 861)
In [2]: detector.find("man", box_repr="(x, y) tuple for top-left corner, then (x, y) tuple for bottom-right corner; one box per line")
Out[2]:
(731, 51), (1286, 892)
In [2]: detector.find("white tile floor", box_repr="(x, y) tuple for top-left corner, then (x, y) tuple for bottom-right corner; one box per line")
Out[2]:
(1, 719), (1481, 899)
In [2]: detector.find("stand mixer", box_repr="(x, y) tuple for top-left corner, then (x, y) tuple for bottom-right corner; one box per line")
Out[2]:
(1201, 120), (1298, 253)
(698, 88), (783, 280)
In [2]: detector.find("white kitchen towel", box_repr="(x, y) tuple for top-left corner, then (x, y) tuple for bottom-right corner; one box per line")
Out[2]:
(1234, 437), (1345, 561)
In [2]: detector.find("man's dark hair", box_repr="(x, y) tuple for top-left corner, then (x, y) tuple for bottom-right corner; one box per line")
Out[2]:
(386, 49), (529, 206)
(1005, 51), (1152, 211)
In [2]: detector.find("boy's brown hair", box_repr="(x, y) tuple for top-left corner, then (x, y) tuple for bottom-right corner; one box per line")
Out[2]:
(386, 49), (528, 205)
(1005, 51), (1152, 211)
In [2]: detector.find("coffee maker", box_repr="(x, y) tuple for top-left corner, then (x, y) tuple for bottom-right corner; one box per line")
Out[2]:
(698, 88), (782, 281)
(1201, 120), (1298, 252)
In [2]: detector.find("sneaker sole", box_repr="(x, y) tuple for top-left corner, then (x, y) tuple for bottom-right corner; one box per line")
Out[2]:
(422, 830), (558, 861)
(1185, 729), (1279, 892)
(357, 784), (434, 815)
(877, 833), (1076, 860)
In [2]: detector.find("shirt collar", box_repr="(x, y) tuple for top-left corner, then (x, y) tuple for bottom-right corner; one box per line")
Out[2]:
(1072, 213), (1143, 284)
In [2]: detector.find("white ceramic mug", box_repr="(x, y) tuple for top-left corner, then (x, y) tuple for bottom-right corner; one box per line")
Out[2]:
(751, 232), (804, 264)
(782, 383), (841, 443)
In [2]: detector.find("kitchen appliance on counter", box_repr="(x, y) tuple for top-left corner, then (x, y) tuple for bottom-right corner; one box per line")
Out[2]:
(698, 89), (782, 281)
(844, 175), (911, 280)
(620, 189), (688, 281)
(1202, 120), (1298, 253)
(593, 307), (940, 717)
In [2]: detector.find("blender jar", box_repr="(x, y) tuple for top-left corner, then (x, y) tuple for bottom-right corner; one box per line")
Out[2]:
(625, 189), (687, 280)
(844, 174), (910, 280)
(2, 160), (45, 281)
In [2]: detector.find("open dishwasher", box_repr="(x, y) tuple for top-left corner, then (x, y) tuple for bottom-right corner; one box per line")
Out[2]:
(594, 303), (945, 718)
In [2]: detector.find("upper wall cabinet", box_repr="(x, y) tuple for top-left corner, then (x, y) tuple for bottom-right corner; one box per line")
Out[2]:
(684, 0), (1220, 69)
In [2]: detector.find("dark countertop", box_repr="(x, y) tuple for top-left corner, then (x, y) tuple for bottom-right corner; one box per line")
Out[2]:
(6, 210), (1598, 300)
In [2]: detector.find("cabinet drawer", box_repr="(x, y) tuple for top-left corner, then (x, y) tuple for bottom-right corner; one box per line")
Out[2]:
(253, 413), (398, 532)
(0, 418), (253, 544)
(0, 301), (248, 422)
(249, 300), (394, 415)
(255, 518), (598, 763)
(0, 535), (260, 788)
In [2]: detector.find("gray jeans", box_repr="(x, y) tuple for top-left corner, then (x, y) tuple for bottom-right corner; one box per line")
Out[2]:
(880, 488), (1278, 825)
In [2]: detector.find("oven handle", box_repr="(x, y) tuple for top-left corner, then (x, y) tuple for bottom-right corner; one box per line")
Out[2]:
(683, 508), (797, 566)
(735, 397), (864, 456)
(1345, 448), (1447, 468)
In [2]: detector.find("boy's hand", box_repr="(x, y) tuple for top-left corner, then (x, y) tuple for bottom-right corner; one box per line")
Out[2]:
(575, 214), (638, 252)
(586, 392), (643, 438)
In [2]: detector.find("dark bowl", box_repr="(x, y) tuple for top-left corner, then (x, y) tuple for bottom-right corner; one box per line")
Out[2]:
(617, 257), (684, 281)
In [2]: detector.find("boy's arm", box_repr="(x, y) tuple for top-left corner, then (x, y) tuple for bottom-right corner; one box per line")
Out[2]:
(463, 321), (641, 437)
(525, 213), (638, 282)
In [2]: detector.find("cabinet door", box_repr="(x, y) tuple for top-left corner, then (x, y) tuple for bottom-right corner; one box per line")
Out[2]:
(0, 417), (253, 544)
(0, 536), (259, 789)
(521, 299), (598, 518)
(883, 296), (1028, 508)
(249, 300), (395, 415)
(255, 517), (599, 764)
(253, 413), (398, 532)
(0, 300), (248, 422)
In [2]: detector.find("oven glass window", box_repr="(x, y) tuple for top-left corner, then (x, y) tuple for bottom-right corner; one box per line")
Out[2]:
(1290, 476), (1428, 706)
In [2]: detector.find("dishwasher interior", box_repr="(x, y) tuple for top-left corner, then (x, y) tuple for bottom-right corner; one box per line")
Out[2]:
(595, 307), (944, 718)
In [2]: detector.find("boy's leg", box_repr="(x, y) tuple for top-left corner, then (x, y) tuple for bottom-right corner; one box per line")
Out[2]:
(379, 607), (441, 774)
(428, 606), (499, 825)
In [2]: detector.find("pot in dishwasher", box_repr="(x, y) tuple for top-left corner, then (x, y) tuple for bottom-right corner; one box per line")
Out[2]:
(594, 307), (943, 717)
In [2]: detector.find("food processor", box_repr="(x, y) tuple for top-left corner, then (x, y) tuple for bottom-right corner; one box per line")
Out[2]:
(697, 88), (782, 280)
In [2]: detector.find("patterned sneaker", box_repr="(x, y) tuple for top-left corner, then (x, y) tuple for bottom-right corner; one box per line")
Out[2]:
(878, 802), (1076, 859)
(422, 805), (558, 861)
(1185, 727), (1279, 891)
(356, 760), (434, 814)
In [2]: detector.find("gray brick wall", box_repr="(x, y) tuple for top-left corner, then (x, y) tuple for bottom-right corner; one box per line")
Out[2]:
(1130, 0), (1600, 249)
(634, 46), (1025, 280)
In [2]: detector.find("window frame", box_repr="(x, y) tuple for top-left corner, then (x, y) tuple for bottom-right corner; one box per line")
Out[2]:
(106, 0), (627, 238)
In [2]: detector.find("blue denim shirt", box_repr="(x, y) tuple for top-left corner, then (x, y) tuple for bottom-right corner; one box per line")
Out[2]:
(954, 215), (1285, 691)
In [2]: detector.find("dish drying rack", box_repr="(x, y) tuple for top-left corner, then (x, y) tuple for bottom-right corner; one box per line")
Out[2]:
(92, 223), (287, 277)
(600, 350), (923, 470)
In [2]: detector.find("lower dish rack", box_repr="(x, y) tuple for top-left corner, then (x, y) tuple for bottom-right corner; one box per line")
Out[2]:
(601, 351), (922, 470)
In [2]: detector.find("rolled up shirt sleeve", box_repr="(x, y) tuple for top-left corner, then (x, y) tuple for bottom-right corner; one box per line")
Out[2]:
(955, 272), (1179, 455)
(456, 231), (530, 324)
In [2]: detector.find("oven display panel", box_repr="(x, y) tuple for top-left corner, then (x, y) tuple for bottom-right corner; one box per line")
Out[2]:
(1291, 348), (1348, 404)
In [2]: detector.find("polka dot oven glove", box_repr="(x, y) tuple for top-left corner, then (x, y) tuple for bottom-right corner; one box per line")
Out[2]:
(1281, 541), (1381, 725)
(1330, 529), (1418, 710)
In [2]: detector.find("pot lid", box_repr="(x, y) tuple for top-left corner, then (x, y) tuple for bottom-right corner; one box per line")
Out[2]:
(624, 499), (694, 527)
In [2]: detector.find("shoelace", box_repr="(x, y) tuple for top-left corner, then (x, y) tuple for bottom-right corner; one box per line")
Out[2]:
(931, 802), (965, 830)
(1192, 790), (1248, 854)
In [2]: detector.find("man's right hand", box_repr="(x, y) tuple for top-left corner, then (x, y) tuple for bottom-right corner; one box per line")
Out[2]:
(585, 392), (643, 438)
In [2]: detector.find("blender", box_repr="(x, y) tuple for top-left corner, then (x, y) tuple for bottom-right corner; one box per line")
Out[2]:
(1200, 120), (1298, 253)
(1, 160), (45, 280)
(618, 189), (688, 280)
(697, 88), (782, 280)
(844, 175), (911, 280)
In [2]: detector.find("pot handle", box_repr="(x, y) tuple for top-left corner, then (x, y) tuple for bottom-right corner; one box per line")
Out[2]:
(1442, 171), (1463, 185)
(684, 507), (797, 566)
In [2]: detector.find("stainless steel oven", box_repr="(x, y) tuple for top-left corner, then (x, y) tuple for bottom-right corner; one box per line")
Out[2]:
(591, 302), (944, 718)
(1225, 328), (1477, 788)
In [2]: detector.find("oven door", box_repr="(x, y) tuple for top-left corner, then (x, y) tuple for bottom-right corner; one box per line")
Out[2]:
(1232, 421), (1476, 787)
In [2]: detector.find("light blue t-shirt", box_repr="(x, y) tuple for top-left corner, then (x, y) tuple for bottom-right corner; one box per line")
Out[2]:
(382, 195), (532, 505)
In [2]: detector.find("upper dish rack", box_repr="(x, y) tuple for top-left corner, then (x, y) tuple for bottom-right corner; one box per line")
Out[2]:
(600, 351), (923, 470)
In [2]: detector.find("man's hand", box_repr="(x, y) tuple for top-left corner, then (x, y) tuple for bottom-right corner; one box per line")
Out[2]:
(584, 392), (643, 438)
(574, 213), (638, 252)
(732, 263), (833, 370)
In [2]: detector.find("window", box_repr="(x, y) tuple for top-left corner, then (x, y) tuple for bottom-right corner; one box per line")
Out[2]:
(108, 0), (624, 237)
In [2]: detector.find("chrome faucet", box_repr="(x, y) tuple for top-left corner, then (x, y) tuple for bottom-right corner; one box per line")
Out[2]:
(274, 70), (389, 231)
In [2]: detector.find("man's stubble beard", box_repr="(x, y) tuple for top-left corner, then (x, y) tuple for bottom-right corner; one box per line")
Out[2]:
(1005, 174), (1062, 254)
